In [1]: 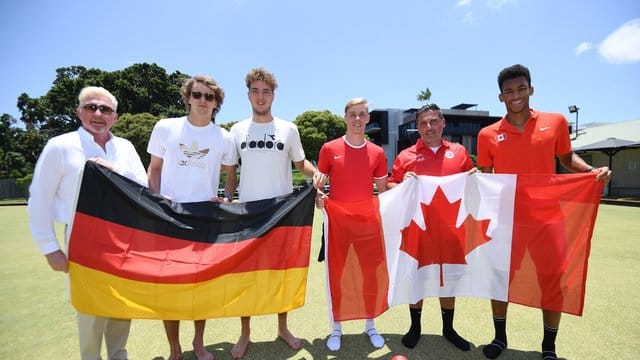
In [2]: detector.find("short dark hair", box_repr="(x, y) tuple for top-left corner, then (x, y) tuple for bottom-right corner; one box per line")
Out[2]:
(416, 103), (443, 119)
(498, 64), (531, 91)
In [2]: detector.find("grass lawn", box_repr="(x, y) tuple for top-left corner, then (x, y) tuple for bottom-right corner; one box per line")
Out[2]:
(1, 204), (639, 359)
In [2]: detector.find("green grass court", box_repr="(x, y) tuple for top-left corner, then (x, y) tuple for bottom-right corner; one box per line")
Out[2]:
(1, 204), (638, 359)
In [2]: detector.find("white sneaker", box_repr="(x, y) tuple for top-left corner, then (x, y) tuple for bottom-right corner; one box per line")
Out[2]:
(327, 330), (342, 351)
(366, 328), (385, 348)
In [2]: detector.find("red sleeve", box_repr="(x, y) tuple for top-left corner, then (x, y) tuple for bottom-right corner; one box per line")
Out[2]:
(318, 144), (331, 174)
(476, 128), (493, 169)
(374, 148), (388, 179)
(461, 148), (474, 172)
(389, 154), (406, 183)
(555, 116), (572, 156)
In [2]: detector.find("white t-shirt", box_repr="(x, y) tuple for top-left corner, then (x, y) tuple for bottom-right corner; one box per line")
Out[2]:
(230, 117), (306, 202)
(147, 116), (237, 202)
(28, 127), (148, 255)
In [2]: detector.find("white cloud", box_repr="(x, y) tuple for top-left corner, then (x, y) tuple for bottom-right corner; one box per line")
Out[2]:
(575, 42), (592, 56)
(457, 0), (472, 7)
(486, 0), (515, 9)
(463, 11), (477, 24)
(598, 19), (640, 64)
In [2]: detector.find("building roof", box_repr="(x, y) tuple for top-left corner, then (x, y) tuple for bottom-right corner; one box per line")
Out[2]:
(451, 103), (477, 110)
(571, 118), (640, 149)
(574, 138), (640, 152)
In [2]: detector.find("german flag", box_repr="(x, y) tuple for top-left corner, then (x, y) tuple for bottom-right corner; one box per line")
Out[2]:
(68, 161), (315, 320)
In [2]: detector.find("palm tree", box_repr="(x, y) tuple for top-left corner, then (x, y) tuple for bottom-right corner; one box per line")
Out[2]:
(416, 87), (432, 104)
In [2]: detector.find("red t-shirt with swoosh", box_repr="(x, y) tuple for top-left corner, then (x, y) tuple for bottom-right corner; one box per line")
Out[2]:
(318, 137), (388, 202)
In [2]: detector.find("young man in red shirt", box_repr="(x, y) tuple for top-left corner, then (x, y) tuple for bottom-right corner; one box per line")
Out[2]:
(314, 98), (388, 352)
(477, 64), (611, 360)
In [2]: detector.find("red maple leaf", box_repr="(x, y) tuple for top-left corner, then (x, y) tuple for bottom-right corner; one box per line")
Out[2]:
(400, 186), (492, 287)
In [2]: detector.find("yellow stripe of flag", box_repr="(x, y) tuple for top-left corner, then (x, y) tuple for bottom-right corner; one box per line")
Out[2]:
(70, 262), (309, 320)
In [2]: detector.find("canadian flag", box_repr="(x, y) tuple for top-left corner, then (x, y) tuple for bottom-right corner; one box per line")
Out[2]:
(380, 173), (603, 316)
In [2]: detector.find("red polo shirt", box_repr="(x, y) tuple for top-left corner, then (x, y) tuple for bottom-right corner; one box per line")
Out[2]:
(389, 139), (473, 183)
(477, 109), (572, 174)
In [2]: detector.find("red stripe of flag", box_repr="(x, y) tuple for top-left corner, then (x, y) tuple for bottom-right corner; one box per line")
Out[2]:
(70, 212), (311, 284)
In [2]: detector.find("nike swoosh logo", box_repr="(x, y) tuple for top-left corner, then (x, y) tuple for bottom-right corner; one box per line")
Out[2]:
(540, 126), (551, 131)
(334, 155), (342, 159)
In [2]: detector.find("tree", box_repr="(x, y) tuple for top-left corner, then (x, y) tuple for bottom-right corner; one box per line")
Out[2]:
(0, 113), (40, 194)
(111, 63), (188, 117)
(218, 121), (236, 132)
(0, 114), (20, 178)
(294, 110), (346, 163)
(111, 113), (159, 168)
(417, 87), (432, 104)
(10, 63), (189, 178)
(18, 63), (187, 138)
(18, 66), (103, 138)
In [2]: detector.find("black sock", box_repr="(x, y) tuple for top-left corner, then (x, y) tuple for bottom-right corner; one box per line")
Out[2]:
(541, 325), (558, 359)
(483, 317), (507, 359)
(402, 307), (422, 348)
(441, 308), (470, 351)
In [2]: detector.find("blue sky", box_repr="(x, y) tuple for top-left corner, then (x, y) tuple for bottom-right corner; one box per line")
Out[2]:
(1, 0), (639, 127)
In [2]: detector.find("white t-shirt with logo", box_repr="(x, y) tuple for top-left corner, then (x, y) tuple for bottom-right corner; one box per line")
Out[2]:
(147, 116), (236, 202)
(230, 117), (306, 202)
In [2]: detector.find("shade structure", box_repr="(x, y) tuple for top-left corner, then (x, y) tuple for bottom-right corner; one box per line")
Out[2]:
(574, 137), (639, 152)
(574, 137), (640, 196)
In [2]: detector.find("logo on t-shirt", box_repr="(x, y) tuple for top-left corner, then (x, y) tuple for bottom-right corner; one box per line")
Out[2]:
(445, 150), (454, 159)
(496, 133), (506, 142)
(240, 134), (285, 151)
(179, 142), (209, 168)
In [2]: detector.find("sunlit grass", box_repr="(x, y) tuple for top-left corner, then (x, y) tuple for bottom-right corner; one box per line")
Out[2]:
(1, 204), (638, 359)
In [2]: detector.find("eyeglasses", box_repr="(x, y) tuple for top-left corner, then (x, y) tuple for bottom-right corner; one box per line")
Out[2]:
(191, 91), (216, 102)
(83, 103), (114, 115)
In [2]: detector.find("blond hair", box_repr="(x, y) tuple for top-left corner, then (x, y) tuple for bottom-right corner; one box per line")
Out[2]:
(344, 97), (368, 113)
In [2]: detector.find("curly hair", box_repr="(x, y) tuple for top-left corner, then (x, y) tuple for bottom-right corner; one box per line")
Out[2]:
(180, 75), (225, 113)
(245, 67), (278, 91)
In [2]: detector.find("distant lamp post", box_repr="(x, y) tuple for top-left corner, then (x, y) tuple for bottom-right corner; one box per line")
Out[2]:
(568, 105), (579, 138)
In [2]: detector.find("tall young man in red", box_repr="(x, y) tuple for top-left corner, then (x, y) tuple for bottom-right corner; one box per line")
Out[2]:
(477, 64), (611, 360)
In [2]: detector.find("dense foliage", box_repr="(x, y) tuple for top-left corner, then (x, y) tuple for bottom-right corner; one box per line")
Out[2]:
(1, 63), (189, 189)
(294, 110), (346, 163)
(1, 63), (344, 194)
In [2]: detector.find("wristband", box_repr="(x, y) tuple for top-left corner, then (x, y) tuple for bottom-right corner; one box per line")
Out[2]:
(224, 193), (233, 201)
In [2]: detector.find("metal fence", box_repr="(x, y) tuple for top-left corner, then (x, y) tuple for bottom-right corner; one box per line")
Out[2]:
(0, 179), (27, 200)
